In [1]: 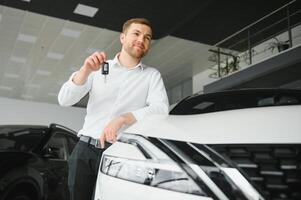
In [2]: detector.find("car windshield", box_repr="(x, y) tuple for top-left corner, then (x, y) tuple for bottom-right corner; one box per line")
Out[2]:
(170, 89), (301, 115)
(0, 126), (46, 152)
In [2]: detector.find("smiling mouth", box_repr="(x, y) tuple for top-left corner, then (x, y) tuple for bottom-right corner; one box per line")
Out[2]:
(133, 44), (144, 50)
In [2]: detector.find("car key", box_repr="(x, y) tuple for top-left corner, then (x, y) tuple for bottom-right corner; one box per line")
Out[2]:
(102, 62), (109, 83)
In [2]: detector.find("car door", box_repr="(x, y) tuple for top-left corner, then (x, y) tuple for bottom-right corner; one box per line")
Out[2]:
(42, 131), (72, 200)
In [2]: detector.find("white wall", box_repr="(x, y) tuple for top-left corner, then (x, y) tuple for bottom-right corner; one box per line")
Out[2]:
(0, 97), (86, 132)
(193, 69), (216, 94)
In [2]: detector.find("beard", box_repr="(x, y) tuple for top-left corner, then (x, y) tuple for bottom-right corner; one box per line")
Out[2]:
(124, 44), (149, 59)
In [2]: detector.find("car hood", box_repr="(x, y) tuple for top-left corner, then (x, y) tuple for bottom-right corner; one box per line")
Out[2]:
(124, 105), (301, 144)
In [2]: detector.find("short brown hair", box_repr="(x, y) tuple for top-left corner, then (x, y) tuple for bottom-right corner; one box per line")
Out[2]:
(122, 18), (152, 33)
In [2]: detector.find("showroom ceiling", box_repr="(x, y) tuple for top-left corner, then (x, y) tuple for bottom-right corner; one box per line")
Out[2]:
(1, 0), (293, 44)
(0, 0), (296, 105)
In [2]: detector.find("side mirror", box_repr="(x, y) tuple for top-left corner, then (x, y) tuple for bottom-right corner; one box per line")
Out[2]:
(41, 147), (59, 159)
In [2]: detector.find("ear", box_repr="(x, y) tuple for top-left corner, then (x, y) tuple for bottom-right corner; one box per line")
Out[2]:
(120, 33), (125, 44)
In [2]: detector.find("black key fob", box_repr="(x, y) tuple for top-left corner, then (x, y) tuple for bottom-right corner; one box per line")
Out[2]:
(102, 62), (109, 75)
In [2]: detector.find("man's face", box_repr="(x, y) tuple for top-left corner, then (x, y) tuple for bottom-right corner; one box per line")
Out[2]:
(120, 23), (152, 59)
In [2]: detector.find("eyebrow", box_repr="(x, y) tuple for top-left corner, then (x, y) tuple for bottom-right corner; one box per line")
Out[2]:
(132, 29), (152, 39)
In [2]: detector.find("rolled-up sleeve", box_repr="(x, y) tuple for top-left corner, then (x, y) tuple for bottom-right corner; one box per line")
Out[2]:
(58, 72), (93, 106)
(131, 70), (169, 121)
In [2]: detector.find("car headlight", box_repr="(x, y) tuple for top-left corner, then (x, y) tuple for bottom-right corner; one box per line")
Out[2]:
(101, 155), (204, 195)
(100, 134), (209, 197)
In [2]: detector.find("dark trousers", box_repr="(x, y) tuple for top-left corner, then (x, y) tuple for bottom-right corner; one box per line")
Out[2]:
(68, 140), (107, 200)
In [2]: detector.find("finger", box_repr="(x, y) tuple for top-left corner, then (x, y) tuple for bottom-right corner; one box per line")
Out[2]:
(85, 56), (97, 68)
(99, 52), (107, 62)
(84, 57), (94, 67)
(106, 130), (114, 142)
(114, 133), (117, 142)
(99, 133), (106, 149)
(94, 53), (105, 64)
(111, 132), (117, 143)
(91, 55), (100, 66)
(108, 131), (117, 143)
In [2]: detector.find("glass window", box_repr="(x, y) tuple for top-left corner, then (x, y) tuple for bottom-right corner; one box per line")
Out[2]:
(0, 127), (46, 151)
(45, 133), (68, 160)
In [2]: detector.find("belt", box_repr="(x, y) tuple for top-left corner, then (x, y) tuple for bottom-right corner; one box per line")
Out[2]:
(79, 135), (99, 147)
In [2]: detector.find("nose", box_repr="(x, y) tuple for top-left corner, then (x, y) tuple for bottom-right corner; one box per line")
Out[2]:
(136, 35), (144, 42)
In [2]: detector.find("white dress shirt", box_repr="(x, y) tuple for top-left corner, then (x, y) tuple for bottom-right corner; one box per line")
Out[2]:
(58, 54), (169, 139)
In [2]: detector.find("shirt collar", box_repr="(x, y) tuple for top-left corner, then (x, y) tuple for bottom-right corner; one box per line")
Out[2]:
(112, 53), (144, 70)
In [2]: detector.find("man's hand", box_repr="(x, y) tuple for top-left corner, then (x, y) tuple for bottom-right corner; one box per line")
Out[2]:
(82, 51), (107, 73)
(72, 51), (107, 85)
(99, 113), (136, 149)
(100, 117), (123, 147)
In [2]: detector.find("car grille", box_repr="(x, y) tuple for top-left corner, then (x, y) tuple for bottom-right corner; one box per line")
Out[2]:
(210, 144), (301, 200)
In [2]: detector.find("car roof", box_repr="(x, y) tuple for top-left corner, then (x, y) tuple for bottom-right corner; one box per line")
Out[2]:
(170, 88), (301, 115)
(125, 105), (301, 144)
(0, 125), (47, 134)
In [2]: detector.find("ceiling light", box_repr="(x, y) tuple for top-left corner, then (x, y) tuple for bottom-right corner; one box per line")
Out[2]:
(48, 92), (57, 97)
(73, 4), (98, 17)
(26, 84), (40, 89)
(4, 73), (20, 78)
(61, 28), (81, 38)
(47, 52), (64, 60)
(57, 80), (65, 85)
(21, 94), (34, 99)
(69, 67), (78, 72)
(17, 33), (37, 43)
(21, 0), (31, 2)
(36, 70), (51, 76)
(10, 56), (26, 64)
(86, 47), (100, 54)
(0, 85), (13, 91)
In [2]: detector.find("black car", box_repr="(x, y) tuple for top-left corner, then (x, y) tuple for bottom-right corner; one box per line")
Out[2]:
(0, 124), (78, 200)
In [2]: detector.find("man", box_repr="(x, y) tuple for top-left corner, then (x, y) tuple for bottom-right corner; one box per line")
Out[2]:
(58, 18), (169, 200)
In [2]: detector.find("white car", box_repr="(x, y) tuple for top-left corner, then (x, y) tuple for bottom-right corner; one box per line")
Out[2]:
(94, 89), (301, 200)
